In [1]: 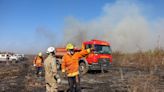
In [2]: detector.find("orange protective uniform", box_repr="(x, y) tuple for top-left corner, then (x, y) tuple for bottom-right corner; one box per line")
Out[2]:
(61, 49), (90, 77)
(33, 56), (43, 67)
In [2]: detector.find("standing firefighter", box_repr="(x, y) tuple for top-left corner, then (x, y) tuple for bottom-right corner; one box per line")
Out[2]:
(44, 47), (60, 92)
(62, 43), (91, 92)
(33, 52), (43, 77)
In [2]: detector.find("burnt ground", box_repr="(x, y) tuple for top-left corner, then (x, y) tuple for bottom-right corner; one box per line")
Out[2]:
(0, 56), (164, 92)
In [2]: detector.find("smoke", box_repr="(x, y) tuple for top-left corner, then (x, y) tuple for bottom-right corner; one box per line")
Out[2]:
(25, 26), (57, 54)
(63, 17), (88, 47)
(154, 19), (164, 48)
(36, 27), (56, 45)
(62, 0), (164, 52)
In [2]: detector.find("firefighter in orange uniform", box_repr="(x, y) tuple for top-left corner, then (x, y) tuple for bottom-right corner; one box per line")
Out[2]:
(62, 43), (91, 92)
(33, 52), (44, 77)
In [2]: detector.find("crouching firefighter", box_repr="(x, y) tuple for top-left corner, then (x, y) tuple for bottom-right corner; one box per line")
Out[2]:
(44, 47), (61, 92)
(62, 43), (91, 92)
(33, 52), (44, 77)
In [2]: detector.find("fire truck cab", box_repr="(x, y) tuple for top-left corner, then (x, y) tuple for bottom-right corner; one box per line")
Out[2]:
(79, 39), (112, 74)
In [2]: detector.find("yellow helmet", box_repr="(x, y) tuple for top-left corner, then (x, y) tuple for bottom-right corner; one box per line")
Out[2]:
(38, 52), (42, 57)
(66, 43), (74, 50)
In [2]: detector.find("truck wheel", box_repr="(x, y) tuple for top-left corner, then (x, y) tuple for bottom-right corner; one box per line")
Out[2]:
(79, 62), (88, 75)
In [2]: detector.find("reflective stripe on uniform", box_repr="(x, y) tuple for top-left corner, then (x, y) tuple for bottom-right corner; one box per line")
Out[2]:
(62, 69), (65, 73)
(67, 71), (79, 77)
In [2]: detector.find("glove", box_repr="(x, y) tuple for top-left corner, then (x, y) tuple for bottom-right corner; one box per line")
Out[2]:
(57, 78), (61, 84)
(33, 64), (36, 66)
(54, 74), (61, 84)
(86, 49), (91, 53)
(55, 74), (60, 79)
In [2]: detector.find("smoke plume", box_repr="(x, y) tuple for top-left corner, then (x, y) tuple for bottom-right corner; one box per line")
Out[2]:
(36, 27), (56, 46)
(62, 0), (164, 52)
(27, 26), (57, 54)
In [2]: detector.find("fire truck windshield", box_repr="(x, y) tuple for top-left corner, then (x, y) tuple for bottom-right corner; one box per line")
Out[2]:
(94, 45), (111, 54)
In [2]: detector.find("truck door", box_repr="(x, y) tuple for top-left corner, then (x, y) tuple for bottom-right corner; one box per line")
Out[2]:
(85, 44), (95, 64)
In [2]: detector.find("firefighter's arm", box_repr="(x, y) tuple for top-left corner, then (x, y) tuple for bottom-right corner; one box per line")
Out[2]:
(61, 56), (66, 73)
(77, 49), (91, 58)
(33, 57), (37, 66)
(33, 57), (36, 64)
(41, 57), (44, 63)
(52, 58), (61, 83)
(51, 58), (57, 76)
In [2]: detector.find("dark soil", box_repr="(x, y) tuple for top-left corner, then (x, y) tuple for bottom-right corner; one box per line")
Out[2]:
(0, 56), (164, 92)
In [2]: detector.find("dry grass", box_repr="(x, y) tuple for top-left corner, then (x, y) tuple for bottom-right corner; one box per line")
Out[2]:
(112, 49), (164, 92)
(127, 74), (159, 92)
(112, 49), (164, 70)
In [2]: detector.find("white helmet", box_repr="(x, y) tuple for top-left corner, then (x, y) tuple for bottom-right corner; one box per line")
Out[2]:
(47, 47), (55, 53)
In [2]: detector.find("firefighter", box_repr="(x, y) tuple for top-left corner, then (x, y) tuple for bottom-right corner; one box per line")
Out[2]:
(33, 52), (44, 77)
(61, 43), (91, 92)
(44, 47), (60, 92)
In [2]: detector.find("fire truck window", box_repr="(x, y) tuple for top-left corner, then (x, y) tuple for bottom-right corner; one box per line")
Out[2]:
(94, 45), (111, 54)
(85, 44), (92, 49)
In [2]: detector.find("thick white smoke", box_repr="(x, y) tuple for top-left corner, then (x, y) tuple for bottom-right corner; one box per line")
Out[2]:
(63, 0), (164, 52)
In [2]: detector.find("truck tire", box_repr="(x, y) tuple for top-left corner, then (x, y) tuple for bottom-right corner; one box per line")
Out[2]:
(79, 62), (88, 75)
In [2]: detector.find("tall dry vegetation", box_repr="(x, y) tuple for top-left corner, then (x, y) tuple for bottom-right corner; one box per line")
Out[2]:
(112, 49), (164, 92)
(112, 49), (164, 70)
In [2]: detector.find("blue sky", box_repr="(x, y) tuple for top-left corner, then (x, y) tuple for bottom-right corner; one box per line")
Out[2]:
(0, 0), (164, 53)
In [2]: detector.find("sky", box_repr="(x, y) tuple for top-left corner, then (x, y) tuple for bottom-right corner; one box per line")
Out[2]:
(0, 0), (164, 54)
